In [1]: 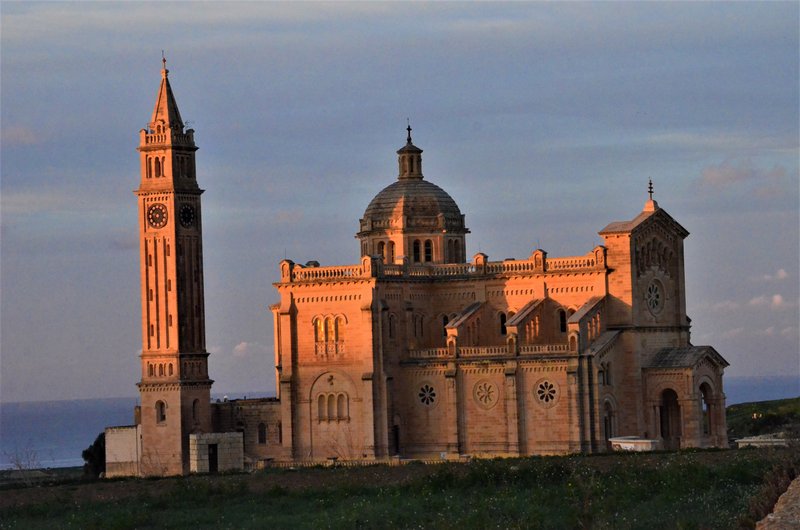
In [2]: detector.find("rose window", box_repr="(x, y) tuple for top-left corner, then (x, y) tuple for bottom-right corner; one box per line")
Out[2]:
(645, 281), (664, 315)
(419, 384), (436, 405)
(536, 380), (557, 406)
(474, 381), (498, 409)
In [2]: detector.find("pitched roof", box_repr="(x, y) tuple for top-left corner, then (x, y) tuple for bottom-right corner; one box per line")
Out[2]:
(645, 346), (729, 369)
(599, 203), (689, 238)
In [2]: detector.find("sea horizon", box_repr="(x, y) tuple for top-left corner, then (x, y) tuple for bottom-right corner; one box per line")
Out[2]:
(1, 375), (797, 470)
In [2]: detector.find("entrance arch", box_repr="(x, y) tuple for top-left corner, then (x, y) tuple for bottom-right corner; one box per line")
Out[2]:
(659, 389), (681, 450)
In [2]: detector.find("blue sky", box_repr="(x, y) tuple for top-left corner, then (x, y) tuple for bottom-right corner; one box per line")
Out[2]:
(1, 2), (798, 402)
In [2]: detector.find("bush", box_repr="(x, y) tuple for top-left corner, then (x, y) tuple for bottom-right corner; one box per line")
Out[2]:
(82, 432), (105, 478)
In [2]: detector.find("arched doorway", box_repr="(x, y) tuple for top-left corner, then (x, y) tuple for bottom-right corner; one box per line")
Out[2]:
(659, 389), (681, 450)
(699, 383), (713, 440)
(603, 401), (615, 450)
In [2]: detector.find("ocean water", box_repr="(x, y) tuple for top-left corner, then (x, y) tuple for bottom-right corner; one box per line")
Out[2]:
(1, 377), (797, 470)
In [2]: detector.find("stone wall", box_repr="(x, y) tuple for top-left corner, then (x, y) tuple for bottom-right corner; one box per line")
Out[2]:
(189, 432), (243, 473)
(105, 425), (141, 478)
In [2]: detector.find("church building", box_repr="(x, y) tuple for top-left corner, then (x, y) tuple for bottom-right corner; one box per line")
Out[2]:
(106, 64), (729, 477)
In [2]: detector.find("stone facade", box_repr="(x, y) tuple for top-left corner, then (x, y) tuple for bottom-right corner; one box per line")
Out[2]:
(107, 65), (729, 477)
(189, 433), (244, 474)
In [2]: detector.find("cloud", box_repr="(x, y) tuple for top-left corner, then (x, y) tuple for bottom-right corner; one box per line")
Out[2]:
(780, 326), (798, 338)
(711, 300), (739, 311)
(1, 126), (39, 146)
(747, 294), (793, 309)
(231, 341), (269, 358)
(759, 269), (789, 282)
(720, 327), (744, 339)
(697, 159), (788, 189)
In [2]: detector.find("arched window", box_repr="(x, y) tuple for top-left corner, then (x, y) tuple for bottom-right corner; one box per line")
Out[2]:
(558, 310), (567, 333)
(318, 395), (326, 421)
(148, 364), (154, 377)
(192, 399), (199, 422)
(442, 315), (449, 337)
(278, 422), (282, 444)
(447, 240), (454, 263)
(314, 319), (324, 343)
(454, 240), (462, 262)
(413, 240), (421, 263)
(325, 317), (335, 342)
(499, 313), (507, 335)
(377, 242), (386, 262)
(168, 363), (173, 376)
(335, 316), (345, 342)
(388, 242), (395, 263)
(327, 394), (336, 420)
(155, 157), (161, 178)
(258, 423), (267, 444)
(146, 157), (152, 179)
(156, 401), (166, 423)
(159, 364), (164, 377)
(337, 394), (347, 420)
(424, 240), (433, 262)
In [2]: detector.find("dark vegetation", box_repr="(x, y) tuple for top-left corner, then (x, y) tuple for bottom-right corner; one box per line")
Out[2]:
(82, 432), (106, 478)
(726, 397), (800, 440)
(1, 448), (798, 529)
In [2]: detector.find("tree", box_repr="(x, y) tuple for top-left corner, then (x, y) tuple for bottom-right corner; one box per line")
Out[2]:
(82, 432), (105, 478)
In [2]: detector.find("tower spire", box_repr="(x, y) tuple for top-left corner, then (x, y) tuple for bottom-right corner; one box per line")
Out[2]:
(150, 55), (183, 129)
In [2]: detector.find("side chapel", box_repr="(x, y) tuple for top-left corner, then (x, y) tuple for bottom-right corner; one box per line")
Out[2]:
(105, 64), (729, 477)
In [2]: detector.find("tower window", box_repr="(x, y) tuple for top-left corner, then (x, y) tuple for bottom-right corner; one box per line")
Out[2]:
(377, 242), (386, 262)
(442, 315), (449, 337)
(500, 312), (507, 335)
(192, 399), (199, 422)
(156, 401), (166, 423)
(424, 240), (433, 262)
(413, 240), (421, 263)
(388, 242), (395, 263)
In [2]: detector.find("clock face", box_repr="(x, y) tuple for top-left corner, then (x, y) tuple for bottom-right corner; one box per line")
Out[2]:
(179, 204), (196, 228)
(147, 203), (168, 229)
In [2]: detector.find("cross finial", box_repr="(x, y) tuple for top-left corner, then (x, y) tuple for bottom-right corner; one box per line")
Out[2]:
(648, 178), (654, 200)
(162, 50), (166, 69)
(406, 118), (412, 144)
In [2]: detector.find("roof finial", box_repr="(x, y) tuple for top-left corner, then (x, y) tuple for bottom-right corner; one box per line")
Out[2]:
(648, 178), (654, 200)
(406, 118), (412, 144)
(161, 51), (168, 77)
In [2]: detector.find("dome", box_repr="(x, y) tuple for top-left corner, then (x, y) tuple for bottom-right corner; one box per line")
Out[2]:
(362, 178), (465, 230)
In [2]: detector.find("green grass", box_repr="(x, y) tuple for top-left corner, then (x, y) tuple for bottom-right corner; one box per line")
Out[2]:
(1, 449), (797, 529)
(727, 397), (800, 439)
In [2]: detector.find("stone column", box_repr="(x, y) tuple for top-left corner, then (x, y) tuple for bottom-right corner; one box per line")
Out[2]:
(504, 362), (519, 455)
(445, 362), (459, 454)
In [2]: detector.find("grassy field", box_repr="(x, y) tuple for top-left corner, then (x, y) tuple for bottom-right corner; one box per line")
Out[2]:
(1, 448), (798, 529)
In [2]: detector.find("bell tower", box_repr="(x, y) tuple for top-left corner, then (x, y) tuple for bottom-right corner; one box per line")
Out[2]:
(135, 59), (212, 475)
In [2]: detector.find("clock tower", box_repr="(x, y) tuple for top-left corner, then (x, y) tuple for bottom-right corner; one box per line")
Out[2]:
(136, 59), (212, 475)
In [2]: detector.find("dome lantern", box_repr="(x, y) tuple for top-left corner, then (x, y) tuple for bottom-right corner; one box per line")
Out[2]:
(358, 129), (469, 265)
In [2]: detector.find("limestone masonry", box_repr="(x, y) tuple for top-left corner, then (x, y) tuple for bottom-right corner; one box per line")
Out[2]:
(106, 64), (729, 477)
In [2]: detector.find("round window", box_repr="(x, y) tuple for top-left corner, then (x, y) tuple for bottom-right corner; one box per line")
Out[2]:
(418, 383), (437, 406)
(645, 280), (664, 315)
(534, 379), (559, 408)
